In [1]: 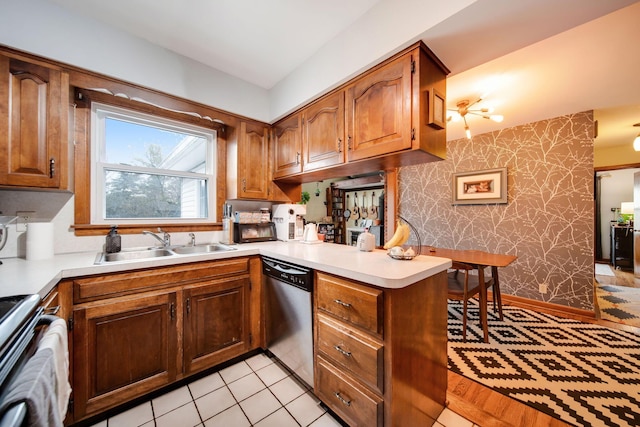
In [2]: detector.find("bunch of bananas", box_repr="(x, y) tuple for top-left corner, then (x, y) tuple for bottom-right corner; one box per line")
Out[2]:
(383, 220), (411, 249)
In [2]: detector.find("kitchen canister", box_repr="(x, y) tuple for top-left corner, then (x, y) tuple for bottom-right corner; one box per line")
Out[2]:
(26, 222), (55, 261)
(357, 227), (375, 251)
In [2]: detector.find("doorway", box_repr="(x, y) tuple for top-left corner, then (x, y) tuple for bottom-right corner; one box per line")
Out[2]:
(594, 167), (640, 327)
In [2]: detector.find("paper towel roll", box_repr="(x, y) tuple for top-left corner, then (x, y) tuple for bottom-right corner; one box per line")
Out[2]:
(26, 222), (54, 261)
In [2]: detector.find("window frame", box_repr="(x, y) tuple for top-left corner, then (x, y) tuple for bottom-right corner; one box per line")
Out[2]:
(72, 87), (229, 236)
(90, 102), (216, 225)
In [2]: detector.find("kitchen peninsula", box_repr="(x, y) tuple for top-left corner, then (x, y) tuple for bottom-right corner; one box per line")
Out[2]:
(0, 242), (451, 426)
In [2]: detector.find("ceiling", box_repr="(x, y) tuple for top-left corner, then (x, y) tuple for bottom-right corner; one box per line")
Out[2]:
(45, 0), (640, 148)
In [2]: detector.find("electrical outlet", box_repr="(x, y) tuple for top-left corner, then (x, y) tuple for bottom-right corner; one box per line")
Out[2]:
(16, 211), (35, 232)
(539, 283), (548, 294)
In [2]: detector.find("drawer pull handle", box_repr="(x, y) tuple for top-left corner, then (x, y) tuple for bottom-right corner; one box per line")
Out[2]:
(334, 392), (351, 407)
(333, 299), (351, 307)
(334, 345), (352, 357)
(44, 305), (60, 315)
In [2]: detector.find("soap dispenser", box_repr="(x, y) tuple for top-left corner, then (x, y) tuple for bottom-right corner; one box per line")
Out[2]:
(105, 225), (121, 253)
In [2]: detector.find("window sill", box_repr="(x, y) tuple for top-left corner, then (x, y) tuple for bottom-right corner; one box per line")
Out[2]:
(72, 223), (222, 237)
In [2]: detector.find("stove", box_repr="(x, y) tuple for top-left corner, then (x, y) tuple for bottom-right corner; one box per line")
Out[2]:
(0, 294), (42, 390)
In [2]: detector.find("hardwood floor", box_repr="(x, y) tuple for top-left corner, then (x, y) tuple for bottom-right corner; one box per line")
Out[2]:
(595, 264), (639, 288)
(446, 274), (640, 427)
(447, 371), (571, 427)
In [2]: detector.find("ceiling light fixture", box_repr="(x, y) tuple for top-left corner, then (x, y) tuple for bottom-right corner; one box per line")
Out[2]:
(633, 123), (640, 151)
(448, 98), (504, 139)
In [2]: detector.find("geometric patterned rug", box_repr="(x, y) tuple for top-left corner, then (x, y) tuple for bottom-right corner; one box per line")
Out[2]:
(447, 300), (640, 427)
(596, 284), (640, 328)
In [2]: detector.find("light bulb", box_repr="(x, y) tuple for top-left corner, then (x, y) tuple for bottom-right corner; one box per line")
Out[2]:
(490, 115), (504, 123)
(465, 126), (471, 139)
(634, 134), (640, 151)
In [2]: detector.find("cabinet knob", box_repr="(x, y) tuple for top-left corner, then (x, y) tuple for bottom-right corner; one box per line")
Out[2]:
(337, 138), (342, 153)
(49, 158), (56, 178)
(296, 152), (300, 165)
(333, 299), (351, 308)
(242, 178), (246, 192)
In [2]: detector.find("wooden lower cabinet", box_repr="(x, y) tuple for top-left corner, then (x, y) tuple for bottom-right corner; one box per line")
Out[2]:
(73, 291), (178, 418)
(316, 355), (383, 427)
(314, 271), (448, 426)
(69, 257), (260, 422)
(183, 278), (250, 374)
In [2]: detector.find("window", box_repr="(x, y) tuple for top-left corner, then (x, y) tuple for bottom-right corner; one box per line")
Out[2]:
(91, 102), (216, 224)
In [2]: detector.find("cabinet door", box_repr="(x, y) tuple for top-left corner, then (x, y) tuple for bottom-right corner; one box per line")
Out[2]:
(183, 277), (251, 374)
(239, 121), (269, 199)
(273, 113), (303, 178)
(72, 292), (178, 419)
(345, 53), (413, 162)
(303, 91), (345, 171)
(0, 56), (67, 188)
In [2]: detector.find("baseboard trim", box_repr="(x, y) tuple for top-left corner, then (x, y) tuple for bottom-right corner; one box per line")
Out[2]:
(500, 294), (595, 321)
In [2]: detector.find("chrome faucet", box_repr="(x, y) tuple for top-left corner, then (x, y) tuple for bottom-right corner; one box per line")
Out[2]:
(189, 233), (196, 246)
(142, 228), (171, 248)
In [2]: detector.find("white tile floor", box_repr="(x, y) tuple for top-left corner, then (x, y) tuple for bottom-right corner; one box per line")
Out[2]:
(89, 353), (477, 427)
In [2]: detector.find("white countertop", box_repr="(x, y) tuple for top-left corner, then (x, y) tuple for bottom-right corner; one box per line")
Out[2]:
(0, 241), (452, 298)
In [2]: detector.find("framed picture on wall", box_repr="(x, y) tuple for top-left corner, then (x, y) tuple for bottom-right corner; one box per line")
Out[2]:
(452, 167), (507, 205)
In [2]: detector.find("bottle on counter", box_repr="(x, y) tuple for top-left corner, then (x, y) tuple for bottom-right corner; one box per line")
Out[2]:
(221, 203), (234, 244)
(105, 225), (121, 253)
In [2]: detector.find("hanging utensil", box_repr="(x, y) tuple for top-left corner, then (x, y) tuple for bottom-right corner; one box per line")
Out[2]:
(343, 194), (351, 219)
(361, 191), (368, 218)
(352, 192), (360, 221)
(371, 192), (378, 217)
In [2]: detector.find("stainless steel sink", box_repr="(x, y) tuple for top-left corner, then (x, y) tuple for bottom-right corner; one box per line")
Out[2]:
(95, 248), (174, 264)
(171, 244), (236, 255)
(94, 243), (236, 264)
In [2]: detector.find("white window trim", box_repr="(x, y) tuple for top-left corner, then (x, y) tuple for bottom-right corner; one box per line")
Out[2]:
(90, 102), (217, 224)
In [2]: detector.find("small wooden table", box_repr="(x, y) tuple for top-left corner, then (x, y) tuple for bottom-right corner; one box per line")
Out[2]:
(421, 247), (517, 342)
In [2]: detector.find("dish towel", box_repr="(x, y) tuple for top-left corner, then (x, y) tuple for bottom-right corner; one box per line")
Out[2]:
(0, 347), (61, 427)
(36, 318), (71, 417)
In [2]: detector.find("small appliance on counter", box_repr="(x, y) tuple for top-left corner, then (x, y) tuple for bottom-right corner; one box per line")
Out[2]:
(272, 204), (306, 241)
(301, 223), (322, 244)
(357, 227), (375, 251)
(233, 222), (277, 243)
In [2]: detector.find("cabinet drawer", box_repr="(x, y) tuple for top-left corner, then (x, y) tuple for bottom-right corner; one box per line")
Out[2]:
(315, 356), (383, 427)
(316, 272), (383, 335)
(73, 258), (250, 303)
(316, 313), (383, 393)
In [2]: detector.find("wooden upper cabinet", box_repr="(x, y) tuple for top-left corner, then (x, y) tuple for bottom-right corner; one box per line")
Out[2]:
(302, 91), (345, 172)
(272, 113), (303, 178)
(238, 121), (269, 199)
(346, 53), (413, 162)
(0, 55), (68, 189)
(271, 42), (448, 185)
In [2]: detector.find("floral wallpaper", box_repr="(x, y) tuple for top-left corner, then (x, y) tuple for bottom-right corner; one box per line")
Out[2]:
(399, 111), (595, 310)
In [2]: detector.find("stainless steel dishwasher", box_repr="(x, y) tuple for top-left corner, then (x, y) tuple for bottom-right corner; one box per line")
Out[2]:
(263, 256), (314, 387)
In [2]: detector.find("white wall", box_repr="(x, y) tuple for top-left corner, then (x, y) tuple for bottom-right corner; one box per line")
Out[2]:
(268, 0), (475, 120)
(598, 168), (639, 260)
(0, 191), (223, 259)
(0, 0), (270, 122)
(0, 0), (476, 123)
